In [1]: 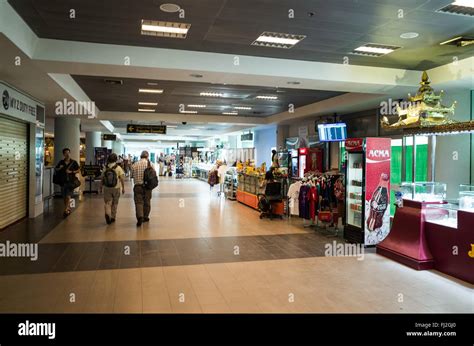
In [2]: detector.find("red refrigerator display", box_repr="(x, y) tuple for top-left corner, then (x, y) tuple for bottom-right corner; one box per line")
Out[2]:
(344, 138), (392, 245)
(296, 147), (323, 178)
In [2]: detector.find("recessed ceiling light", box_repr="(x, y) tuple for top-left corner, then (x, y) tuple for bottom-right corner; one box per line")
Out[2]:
(350, 43), (401, 57)
(256, 95), (278, 100)
(252, 31), (306, 49)
(200, 92), (224, 97)
(437, 1), (474, 15)
(452, 0), (474, 8)
(190, 74), (203, 78)
(138, 108), (156, 112)
(159, 3), (181, 13)
(166, 125), (178, 128)
(234, 106), (252, 110)
(180, 110), (198, 114)
(287, 81), (300, 85)
(400, 32), (419, 39)
(187, 104), (206, 108)
(139, 88), (164, 94)
(223, 112), (238, 115)
(138, 102), (158, 106)
(147, 82), (158, 86)
(141, 20), (191, 39)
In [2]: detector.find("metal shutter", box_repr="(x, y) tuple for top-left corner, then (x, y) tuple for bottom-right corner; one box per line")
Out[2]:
(0, 116), (28, 229)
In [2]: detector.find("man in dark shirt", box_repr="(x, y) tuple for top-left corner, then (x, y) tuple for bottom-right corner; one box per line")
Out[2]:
(55, 148), (80, 217)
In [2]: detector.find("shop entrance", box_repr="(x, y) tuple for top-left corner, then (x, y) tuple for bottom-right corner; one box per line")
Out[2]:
(0, 115), (28, 229)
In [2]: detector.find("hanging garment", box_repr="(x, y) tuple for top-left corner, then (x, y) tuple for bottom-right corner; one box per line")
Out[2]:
(287, 181), (302, 216)
(298, 185), (310, 219)
(309, 185), (318, 221)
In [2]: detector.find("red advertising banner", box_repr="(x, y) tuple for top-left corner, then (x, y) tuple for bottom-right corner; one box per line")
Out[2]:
(345, 138), (364, 152)
(364, 137), (391, 245)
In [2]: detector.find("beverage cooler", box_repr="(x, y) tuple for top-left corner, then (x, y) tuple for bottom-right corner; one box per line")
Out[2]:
(294, 147), (323, 178)
(344, 138), (392, 245)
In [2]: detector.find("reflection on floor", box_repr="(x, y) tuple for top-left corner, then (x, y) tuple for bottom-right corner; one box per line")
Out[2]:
(0, 177), (472, 313)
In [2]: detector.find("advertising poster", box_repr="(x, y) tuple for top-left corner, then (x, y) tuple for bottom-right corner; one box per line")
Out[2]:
(364, 138), (391, 245)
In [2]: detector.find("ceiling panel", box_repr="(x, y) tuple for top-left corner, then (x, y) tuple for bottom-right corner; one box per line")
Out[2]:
(9, 0), (474, 70)
(72, 75), (343, 117)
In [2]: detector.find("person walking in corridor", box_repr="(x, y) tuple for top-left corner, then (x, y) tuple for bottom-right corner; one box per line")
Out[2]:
(131, 151), (155, 227)
(54, 148), (80, 218)
(100, 153), (125, 225)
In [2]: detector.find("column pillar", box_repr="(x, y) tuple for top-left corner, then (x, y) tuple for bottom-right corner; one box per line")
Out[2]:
(85, 131), (101, 164)
(102, 139), (113, 149)
(112, 141), (123, 155)
(54, 117), (80, 164)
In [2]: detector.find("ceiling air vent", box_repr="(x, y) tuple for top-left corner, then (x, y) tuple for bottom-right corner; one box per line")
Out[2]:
(437, 2), (474, 17)
(440, 36), (474, 47)
(104, 78), (123, 85)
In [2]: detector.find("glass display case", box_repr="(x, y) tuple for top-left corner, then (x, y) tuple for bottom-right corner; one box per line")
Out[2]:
(400, 182), (446, 202)
(424, 203), (458, 228)
(459, 184), (474, 211)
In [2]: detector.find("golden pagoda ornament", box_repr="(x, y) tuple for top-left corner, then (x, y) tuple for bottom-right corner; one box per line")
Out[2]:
(381, 71), (456, 129)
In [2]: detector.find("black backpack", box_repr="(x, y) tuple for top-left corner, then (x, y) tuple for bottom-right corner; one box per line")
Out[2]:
(103, 164), (118, 188)
(143, 161), (159, 190)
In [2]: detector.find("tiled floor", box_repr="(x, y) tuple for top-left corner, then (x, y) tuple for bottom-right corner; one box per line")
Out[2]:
(0, 177), (472, 313)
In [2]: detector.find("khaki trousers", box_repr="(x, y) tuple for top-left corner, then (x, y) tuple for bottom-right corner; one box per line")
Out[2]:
(104, 187), (121, 219)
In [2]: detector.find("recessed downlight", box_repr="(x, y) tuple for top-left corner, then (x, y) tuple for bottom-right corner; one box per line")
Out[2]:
(190, 74), (203, 78)
(223, 111), (238, 115)
(180, 110), (198, 114)
(159, 3), (181, 13)
(287, 81), (300, 85)
(400, 32), (419, 39)
(138, 102), (158, 106)
(138, 108), (156, 112)
(234, 106), (252, 110)
(187, 104), (206, 108)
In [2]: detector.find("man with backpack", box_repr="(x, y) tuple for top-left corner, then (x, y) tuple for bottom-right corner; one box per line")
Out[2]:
(131, 151), (158, 227)
(100, 153), (125, 225)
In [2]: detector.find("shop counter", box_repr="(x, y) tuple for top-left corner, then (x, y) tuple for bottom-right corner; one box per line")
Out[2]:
(377, 199), (474, 284)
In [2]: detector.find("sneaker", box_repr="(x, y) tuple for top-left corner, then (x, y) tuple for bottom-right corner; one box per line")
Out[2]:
(111, 218), (116, 223)
(143, 217), (150, 222)
(105, 214), (111, 225)
(136, 218), (143, 227)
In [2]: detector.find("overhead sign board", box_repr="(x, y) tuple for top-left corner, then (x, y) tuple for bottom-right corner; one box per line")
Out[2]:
(1, 81), (43, 124)
(127, 124), (167, 134)
(102, 134), (117, 141)
(241, 133), (253, 141)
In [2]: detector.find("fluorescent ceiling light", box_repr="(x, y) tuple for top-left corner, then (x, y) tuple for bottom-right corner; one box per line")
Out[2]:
(234, 106), (252, 110)
(138, 108), (156, 112)
(141, 20), (191, 38)
(452, 0), (474, 8)
(252, 31), (306, 49)
(138, 102), (158, 106)
(166, 125), (178, 128)
(256, 95), (278, 100)
(355, 46), (394, 54)
(350, 43), (400, 57)
(180, 110), (198, 114)
(187, 104), (206, 108)
(200, 92), (223, 97)
(139, 88), (164, 94)
(223, 112), (238, 115)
